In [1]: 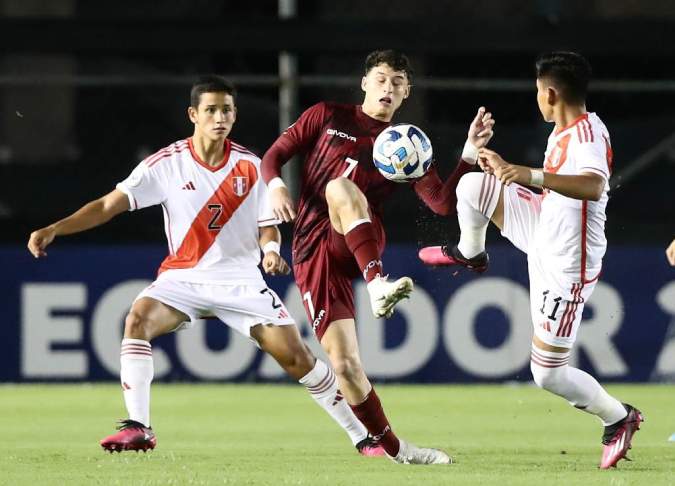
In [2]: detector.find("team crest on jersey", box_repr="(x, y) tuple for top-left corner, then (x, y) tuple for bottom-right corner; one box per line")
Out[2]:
(544, 134), (571, 173)
(232, 176), (249, 196)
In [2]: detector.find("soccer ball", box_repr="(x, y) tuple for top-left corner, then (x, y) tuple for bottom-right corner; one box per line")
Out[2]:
(373, 124), (433, 183)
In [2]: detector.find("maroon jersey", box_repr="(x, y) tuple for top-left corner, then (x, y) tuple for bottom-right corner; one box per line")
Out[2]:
(262, 101), (475, 264)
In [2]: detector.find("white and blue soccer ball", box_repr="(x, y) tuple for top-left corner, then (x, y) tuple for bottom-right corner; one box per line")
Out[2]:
(373, 124), (433, 183)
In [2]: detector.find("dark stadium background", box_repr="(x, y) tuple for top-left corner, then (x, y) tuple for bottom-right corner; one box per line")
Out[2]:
(1, 1), (674, 386)
(1, 0), (673, 247)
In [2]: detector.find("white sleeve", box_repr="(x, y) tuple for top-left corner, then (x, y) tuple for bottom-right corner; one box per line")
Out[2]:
(257, 177), (281, 227)
(115, 162), (166, 211)
(574, 137), (610, 181)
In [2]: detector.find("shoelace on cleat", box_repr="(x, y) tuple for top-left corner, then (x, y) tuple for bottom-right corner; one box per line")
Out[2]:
(116, 419), (148, 431)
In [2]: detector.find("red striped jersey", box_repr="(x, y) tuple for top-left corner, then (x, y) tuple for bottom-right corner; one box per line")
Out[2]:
(116, 137), (279, 283)
(537, 112), (613, 283)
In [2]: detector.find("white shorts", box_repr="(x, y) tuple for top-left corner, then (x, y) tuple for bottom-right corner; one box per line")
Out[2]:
(501, 183), (596, 348)
(134, 277), (295, 338)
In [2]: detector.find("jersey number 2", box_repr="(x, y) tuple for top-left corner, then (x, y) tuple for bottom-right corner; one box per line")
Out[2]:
(207, 204), (223, 230)
(260, 288), (282, 309)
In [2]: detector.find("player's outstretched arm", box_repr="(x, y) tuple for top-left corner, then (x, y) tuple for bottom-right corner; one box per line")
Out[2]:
(27, 189), (130, 258)
(411, 107), (496, 216)
(479, 148), (605, 201)
(259, 225), (290, 276)
(262, 103), (328, 223)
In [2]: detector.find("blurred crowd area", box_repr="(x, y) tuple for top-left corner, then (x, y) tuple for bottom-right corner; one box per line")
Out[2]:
(1, 0), (673, 245)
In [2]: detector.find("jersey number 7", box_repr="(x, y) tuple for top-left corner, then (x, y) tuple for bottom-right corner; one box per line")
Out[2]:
(342, 157), (359, 178)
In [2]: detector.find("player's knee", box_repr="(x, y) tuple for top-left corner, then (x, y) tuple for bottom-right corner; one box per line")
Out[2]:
(456, 172), (487, 209)
(331, 354), (363, 382)
(530, 360), (566, 393)
(325, 177), (360, 209)
(124, 311), (154, 341)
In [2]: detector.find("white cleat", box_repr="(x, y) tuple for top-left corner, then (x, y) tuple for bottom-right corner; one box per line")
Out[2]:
(388, 439), (452, 465)
(366, 275), (414, 318)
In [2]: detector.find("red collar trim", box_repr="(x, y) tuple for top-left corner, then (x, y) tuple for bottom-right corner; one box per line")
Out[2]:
(555, 113), (588, 135)
(188, 137), (231, 172)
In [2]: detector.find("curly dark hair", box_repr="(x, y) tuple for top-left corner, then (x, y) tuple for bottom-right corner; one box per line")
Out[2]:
(364, 49), (413, 84)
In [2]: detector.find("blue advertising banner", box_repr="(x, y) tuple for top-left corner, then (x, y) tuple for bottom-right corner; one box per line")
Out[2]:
(2, 244), (673, 383)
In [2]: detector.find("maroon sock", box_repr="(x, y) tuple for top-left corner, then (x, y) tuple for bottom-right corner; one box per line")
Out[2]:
(344, 222), (382, 283)
(350, 388), (400, 456)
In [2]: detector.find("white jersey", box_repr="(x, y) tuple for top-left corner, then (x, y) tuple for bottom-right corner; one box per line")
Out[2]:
(534, 112), (613, 284)
(116, 138), (279, 284)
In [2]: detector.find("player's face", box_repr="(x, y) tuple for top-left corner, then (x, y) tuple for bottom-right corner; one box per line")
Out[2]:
(536, 78), (554, 122)
(189, 92), (237, 141)
(361, 63), (410, 121)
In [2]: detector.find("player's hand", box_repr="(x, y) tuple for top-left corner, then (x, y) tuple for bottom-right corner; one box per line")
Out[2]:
(666, 239), (675, 266)
(467, 106), (495, 149)
(478, 148), (507, 171)
(27, 226), (56, 258)
(479, 148), (528, 186)
(477, 155), (494, 174)
(262, 252), (291, 276)
(270, 186), (296, 223)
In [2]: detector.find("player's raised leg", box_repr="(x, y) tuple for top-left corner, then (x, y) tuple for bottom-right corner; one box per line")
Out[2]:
(419, 171), (504, 272)
(321, 319), (450, 464)
(100, 296), (187, 453)
(250, 322), (384, 456)
(325, 177), (412, 318)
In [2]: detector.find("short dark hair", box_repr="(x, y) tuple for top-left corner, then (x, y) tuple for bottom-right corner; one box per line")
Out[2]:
(190, 75), (236, 108)
(535, 51), (591, 104)
(364, 49), (413, 84)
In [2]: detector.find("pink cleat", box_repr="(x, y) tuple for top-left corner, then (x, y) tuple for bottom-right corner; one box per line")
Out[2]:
(356, 437), (386, 457)
(599, 405), (644, 469)
(418, 245), (489, 273)
(100, 419), (156, 453)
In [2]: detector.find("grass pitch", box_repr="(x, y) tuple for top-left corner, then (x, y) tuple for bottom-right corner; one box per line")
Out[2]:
(0, 383), (672, 485)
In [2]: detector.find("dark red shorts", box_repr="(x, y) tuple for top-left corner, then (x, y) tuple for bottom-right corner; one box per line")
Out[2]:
(293, 216), (385, 341)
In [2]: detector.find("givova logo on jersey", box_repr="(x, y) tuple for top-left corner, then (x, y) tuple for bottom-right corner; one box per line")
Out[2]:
(232, 176), (249, 196)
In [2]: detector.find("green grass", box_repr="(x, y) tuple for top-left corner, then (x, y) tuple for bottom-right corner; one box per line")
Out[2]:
(0, 384), (672, 485)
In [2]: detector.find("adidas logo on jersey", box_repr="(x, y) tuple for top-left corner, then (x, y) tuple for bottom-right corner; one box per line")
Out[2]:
(326, 128), (356, 142)
(181, 181), (196, 190)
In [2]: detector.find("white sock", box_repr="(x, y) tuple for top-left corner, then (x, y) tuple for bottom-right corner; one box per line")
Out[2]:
(530, 346), (627, 426)
(299, 359), (368, 446)
(120, 338), (153, 427)
(571, 368), (627, 425)
(456, 172), (500, 258)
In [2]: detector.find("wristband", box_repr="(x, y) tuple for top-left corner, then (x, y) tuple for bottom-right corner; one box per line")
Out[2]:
(530, 169), (544, 187)
(268, 177), (287, 191)
(461, 140), (479, 165)
(262, 241), (281, 255)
